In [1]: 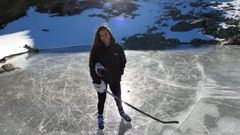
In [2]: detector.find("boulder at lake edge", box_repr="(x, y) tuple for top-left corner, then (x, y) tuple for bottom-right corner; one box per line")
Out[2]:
(0, 63), (20, 74)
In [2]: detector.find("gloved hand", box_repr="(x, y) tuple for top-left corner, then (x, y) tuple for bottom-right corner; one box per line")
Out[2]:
(92, 80), (106, 93)
(95, 62), (105, 77)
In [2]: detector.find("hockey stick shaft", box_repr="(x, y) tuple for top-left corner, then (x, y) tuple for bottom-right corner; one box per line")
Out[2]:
(105, 90), (179, 124)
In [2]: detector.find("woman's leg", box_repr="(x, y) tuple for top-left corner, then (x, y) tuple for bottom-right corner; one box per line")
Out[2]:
(97, 92), (106, 115)
(109, 81), (131, 122)
(109, 81), (124, 113)
(97, 92), (106, 129)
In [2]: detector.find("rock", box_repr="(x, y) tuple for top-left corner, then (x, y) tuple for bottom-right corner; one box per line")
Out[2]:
(171, 21), (194, 32)
(0, 0), (35, 29)
(190, 1), (213, 8)
(167, 38), (180, 45)
(42, 28), (50, 32)
(222, 6), (235, 11)
(166, 6), (197, 21)
(199, 11), (224, 22)
(143, 33), (167, 44)
(88, 14), (110, 20)
(223, 35), (240, 45)
(190, 38), (218, 45)
(0, 58), (7, 63)
(97, 0), (140, 20)
(36, 0), (103, 16)
(202, 19), (218, 35)
(0, 69), (4, 73)
(191, 19), (208, 28)
(24, 44), (39, 53)
(146, 26), (158, 34)
(216, 27), (240, 39)
(210, 2), (221, 7)
(190, 1), (204, 7)
(161, 23), (169, 27)
(0, 63), (20, 73)
(112, 0), (139, 15)
(124, 32), (180, 46)
(166, 7), (181, 20)
(124, 35), (139, 45)
(177, 14), (197, 20)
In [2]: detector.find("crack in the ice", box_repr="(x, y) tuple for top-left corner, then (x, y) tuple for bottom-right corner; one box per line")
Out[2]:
(170, 62), (206, 135)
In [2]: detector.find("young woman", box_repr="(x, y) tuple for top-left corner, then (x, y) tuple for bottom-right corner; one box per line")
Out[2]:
(89, 25), (131, 130)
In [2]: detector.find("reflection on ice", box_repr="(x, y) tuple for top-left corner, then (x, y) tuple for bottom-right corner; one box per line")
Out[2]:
(0, 45), (240, 134)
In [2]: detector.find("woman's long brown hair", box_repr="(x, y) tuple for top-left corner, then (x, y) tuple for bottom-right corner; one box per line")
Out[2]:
(90, 25), (116, 58)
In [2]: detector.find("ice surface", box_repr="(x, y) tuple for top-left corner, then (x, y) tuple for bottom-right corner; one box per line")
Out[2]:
(0, 45), (240, 135)
(1, 0), (240, 134)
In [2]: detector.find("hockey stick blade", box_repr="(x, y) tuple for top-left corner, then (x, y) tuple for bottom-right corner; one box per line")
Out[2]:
(105, 90), (179, 124)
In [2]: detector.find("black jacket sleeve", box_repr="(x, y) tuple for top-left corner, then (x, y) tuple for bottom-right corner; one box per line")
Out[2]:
(89, 52), (101, 84)
(119, 45), (127, 75)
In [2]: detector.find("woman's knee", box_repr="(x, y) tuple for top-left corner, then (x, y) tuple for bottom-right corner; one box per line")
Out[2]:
(109, 82), (121, 96)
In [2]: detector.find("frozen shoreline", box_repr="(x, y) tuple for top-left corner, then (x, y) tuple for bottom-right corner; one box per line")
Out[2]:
(1, 0), (240, 60)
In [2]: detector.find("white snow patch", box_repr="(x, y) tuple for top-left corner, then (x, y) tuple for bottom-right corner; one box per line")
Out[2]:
(213, 0), (240, 20)
(0, 30), (34, 60)
(0, 1), (161, 49)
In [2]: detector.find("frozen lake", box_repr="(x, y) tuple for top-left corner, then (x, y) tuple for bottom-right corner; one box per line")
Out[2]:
(0, 45), (240, 135)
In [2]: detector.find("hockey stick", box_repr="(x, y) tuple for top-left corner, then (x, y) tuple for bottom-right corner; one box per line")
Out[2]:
(105, 89), (179, 124)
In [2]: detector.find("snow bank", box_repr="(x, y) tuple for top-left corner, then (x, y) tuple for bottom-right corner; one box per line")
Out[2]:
(0, 30), (34, 60)
(0, 0), (239, 58)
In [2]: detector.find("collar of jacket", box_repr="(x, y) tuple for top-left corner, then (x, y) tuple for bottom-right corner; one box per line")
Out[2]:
(102, 42), (114, 49)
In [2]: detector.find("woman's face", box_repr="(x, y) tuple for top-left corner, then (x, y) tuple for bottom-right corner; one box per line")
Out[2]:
(99, 29), (111, 47)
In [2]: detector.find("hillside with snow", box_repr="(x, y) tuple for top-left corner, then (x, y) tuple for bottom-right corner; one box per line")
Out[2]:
(0, 0), (240, 60)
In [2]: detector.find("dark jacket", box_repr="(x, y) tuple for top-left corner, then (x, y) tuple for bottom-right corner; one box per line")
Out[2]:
(89, 43), (127, 84)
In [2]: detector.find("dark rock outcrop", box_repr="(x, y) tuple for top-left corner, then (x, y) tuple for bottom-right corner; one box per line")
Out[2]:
(0, 0), (35, 29)
(123, 32), (180, 46)
(202, 19), (219, 35)
(35, 0), (103, 16)
(223, 35), (240, 45)
(191, 19), (208, 28)
(190, 38), (218, 45)
(199, 11), (225, 22)
(88, 0), (139, 20)
(166, 7), (181, 20)
(0, 63), (20, 73)
(171, 21), (194, 32)
(190, 1), (217, 8)
(165, 6), (197, 21)
(216, 27), (240, 39)
(0, 58), (7, 63)
(24, 44), (40, 53)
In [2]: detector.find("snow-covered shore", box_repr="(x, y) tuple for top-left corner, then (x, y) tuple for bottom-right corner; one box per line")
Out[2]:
(0, 31), (33, 60)
(0, 0), (240, 61)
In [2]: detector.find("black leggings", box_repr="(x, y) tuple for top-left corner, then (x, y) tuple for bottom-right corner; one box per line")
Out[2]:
(97, 81), (124, 115)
